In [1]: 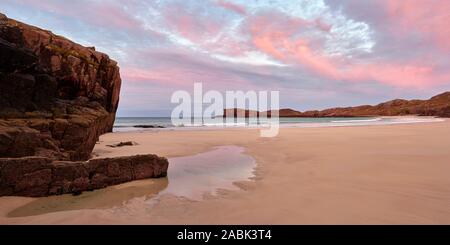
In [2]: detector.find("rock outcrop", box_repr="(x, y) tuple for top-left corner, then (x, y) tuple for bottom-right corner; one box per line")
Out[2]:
(0, 13), (120, 160)
(223, 92), (450, 118)
(0, 14), (168, 197)
(0, 155), (168, 197)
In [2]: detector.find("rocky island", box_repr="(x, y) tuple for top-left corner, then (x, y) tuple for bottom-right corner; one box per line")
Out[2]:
(0, 13), (168, 197)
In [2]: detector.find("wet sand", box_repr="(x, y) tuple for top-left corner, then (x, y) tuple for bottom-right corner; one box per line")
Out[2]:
(1, 120), (450, 224)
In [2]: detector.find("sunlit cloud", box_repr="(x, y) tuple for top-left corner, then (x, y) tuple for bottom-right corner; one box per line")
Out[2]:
(1, 0), (449, 116)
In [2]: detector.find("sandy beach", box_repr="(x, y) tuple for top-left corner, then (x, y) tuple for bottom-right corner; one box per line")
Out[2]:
(1, 120), (450, 224)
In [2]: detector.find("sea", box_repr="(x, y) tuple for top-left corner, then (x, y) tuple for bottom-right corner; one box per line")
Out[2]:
(113, 116), (444, 132)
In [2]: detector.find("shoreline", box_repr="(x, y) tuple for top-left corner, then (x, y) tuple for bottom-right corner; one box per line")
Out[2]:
(112, 116), (445, 133)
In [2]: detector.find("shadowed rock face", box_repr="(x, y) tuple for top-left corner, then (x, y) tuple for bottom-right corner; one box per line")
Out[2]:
(0, 13), (120, 160)
(0, 14), (168, 197)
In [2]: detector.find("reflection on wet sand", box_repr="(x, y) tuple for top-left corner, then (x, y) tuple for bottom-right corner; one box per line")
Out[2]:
(8, 178), (168, 217)
(8, 145), (256, 217)
(160, 145), (256, 200)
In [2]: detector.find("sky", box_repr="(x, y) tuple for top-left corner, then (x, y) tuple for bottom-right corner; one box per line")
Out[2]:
(1, 0), (449, 116)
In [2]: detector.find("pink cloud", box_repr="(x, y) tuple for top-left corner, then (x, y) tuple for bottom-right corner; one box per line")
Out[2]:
(11, 0), (448, 89)
(93, 4), (141, 30)
(12, 0), (142, 31)
(121, 67), (195, 87)
(289, 39), (443, 88)
(314, 19), (333, 33)
(159, 2), (253, 57)
(163, 4), (224, 44)
(121, 64), (256, 91)
(215, 0), (247, 15)
(248, 13), (308, 60)
(382, 0), (450, 51)
(247, 11), (449, 88)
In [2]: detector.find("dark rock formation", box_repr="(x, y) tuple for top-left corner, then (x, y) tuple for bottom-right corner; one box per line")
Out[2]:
(223, 92), (450, 118)
(0, 13), (120, 160)
(133, 125), (166, 128)
(106, 141), (138, 148)
(0, 14), (169, 197)
(0, 155), (168, 197)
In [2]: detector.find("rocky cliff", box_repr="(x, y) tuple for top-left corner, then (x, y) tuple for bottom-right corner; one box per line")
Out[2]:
(223, 92), (450, 118)
(0, 14), (168, 197)
(0, 13), (121, 160)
